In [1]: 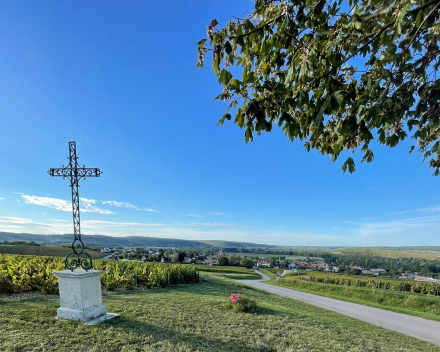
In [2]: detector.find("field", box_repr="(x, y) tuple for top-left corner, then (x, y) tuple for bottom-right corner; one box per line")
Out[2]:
(0, 245), (102, 258)
(192, 264), (258, 276)
(270, 273), (440, 321)
(330, 248), (440, 260)
(1, 273), (439, 352)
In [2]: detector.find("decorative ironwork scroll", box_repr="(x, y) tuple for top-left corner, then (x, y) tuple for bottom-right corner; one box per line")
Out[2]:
(48, 142), (103, 271)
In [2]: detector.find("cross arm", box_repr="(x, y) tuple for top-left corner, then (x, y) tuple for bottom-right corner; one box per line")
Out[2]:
(48, 167), (103, 178)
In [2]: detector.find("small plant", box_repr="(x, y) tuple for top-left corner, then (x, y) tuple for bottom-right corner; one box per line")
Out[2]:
(226, 293), (257, 313)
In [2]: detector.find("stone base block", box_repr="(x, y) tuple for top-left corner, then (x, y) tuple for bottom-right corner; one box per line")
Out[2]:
(57, 303), (107, 321)
(55, 269), (118, 324)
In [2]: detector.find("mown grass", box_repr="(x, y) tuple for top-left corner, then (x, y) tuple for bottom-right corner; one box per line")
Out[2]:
(1, 273), (439, 352)
(192, 264), (257, 275)
(258, 268), (277, 278)
(209, 272), (260, 280)
(0, 245), (102, 258)
(0, 273), (440, 352)
(269, 276), (440, 321)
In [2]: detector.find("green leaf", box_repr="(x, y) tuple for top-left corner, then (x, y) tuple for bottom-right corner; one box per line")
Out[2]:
(230, 79), (241, 92)
(236, 109), (244, 128)
(315, 97), (330, 126)
(342, 157), (356, 173)
(386, 135), (399, 148)
(243, 71), (255, 84)
(217, 113), (232, 126)
(245, 127), (253, 143)
(333, 91), (344, 106)
(197, 39), (207, 47)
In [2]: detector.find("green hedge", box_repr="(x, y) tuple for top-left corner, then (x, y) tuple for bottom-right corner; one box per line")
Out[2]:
(0, 254), (199, 294)
(295, 273), (440, 295)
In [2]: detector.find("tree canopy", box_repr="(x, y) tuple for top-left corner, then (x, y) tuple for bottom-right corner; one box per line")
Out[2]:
(197, 0), (440, 175)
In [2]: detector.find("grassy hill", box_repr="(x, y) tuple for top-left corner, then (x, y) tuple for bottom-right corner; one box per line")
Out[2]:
(0, 245), (102, 258)
(1, 273), (437, 351)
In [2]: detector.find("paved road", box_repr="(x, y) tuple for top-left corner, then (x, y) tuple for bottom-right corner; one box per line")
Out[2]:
(239, 270), (440, 347)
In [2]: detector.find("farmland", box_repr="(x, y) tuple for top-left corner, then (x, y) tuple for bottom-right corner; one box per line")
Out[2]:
(1, 273), (438, 352)
(330, 247), (440, 260)
(0, 245), (102, 258)
(192, 264), (257, 275)
(0, 254), (199, 294)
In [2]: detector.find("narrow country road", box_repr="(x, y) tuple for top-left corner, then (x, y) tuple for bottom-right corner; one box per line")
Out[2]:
(239, 270), (440, 347)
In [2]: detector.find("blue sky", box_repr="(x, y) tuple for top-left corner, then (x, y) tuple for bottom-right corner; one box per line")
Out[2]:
(0, 0), (439, 247)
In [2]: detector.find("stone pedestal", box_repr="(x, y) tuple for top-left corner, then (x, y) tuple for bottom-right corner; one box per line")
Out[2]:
(55, 269), (119, 324)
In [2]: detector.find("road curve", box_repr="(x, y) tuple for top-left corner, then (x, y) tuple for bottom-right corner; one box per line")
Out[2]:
(239, 270), (440, 347)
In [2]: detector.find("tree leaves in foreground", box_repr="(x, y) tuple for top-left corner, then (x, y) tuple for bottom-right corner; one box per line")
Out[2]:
(197, 0), (440, 175)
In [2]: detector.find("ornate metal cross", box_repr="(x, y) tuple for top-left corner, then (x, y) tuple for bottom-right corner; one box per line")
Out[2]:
(48, 142), (103, 271)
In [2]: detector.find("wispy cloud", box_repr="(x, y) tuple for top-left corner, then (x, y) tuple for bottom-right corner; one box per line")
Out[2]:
(396, 206), (440, 214)
(0, 197), (4, 200)
(82, 220), (163, 228)
(0, 216), (59, 233)
(209, 212), (226, 216)
(346, 215), (440, 243)
(21, 195), (115, 215)
(184, 222), (233, 227)
(0, 216), (162, 235)
(101, 200), (158, 212)
(185, 214), (205, 218)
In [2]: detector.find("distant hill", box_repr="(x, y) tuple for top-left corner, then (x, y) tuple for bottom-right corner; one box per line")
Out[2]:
(0, 244), (102, 258)
(199, 240), (277, 248)
(0, 232), (276, 248)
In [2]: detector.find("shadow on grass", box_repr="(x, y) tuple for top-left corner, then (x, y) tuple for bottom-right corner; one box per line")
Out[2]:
(97, 317), (252, 352)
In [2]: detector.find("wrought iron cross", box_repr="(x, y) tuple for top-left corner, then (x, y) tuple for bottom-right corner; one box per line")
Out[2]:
(48, 142), (103, 271)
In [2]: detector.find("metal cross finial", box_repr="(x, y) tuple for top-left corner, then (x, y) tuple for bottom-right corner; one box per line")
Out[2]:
(48, 142), (103, 271)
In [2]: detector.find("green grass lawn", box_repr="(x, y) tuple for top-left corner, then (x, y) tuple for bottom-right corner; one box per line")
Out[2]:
(269, 276), (440, 322)
(1, 273), (440, 352)
(258, 268), (278, 278)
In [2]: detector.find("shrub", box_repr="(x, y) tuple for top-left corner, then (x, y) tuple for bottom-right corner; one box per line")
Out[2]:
(226, 293), (257, 313)
(240, 259), (254, 268)
(218, 256), (229, 266)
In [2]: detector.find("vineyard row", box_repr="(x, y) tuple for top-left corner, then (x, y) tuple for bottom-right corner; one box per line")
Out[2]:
(295, 274), (440, 295)
(0, 254), (199, 294)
